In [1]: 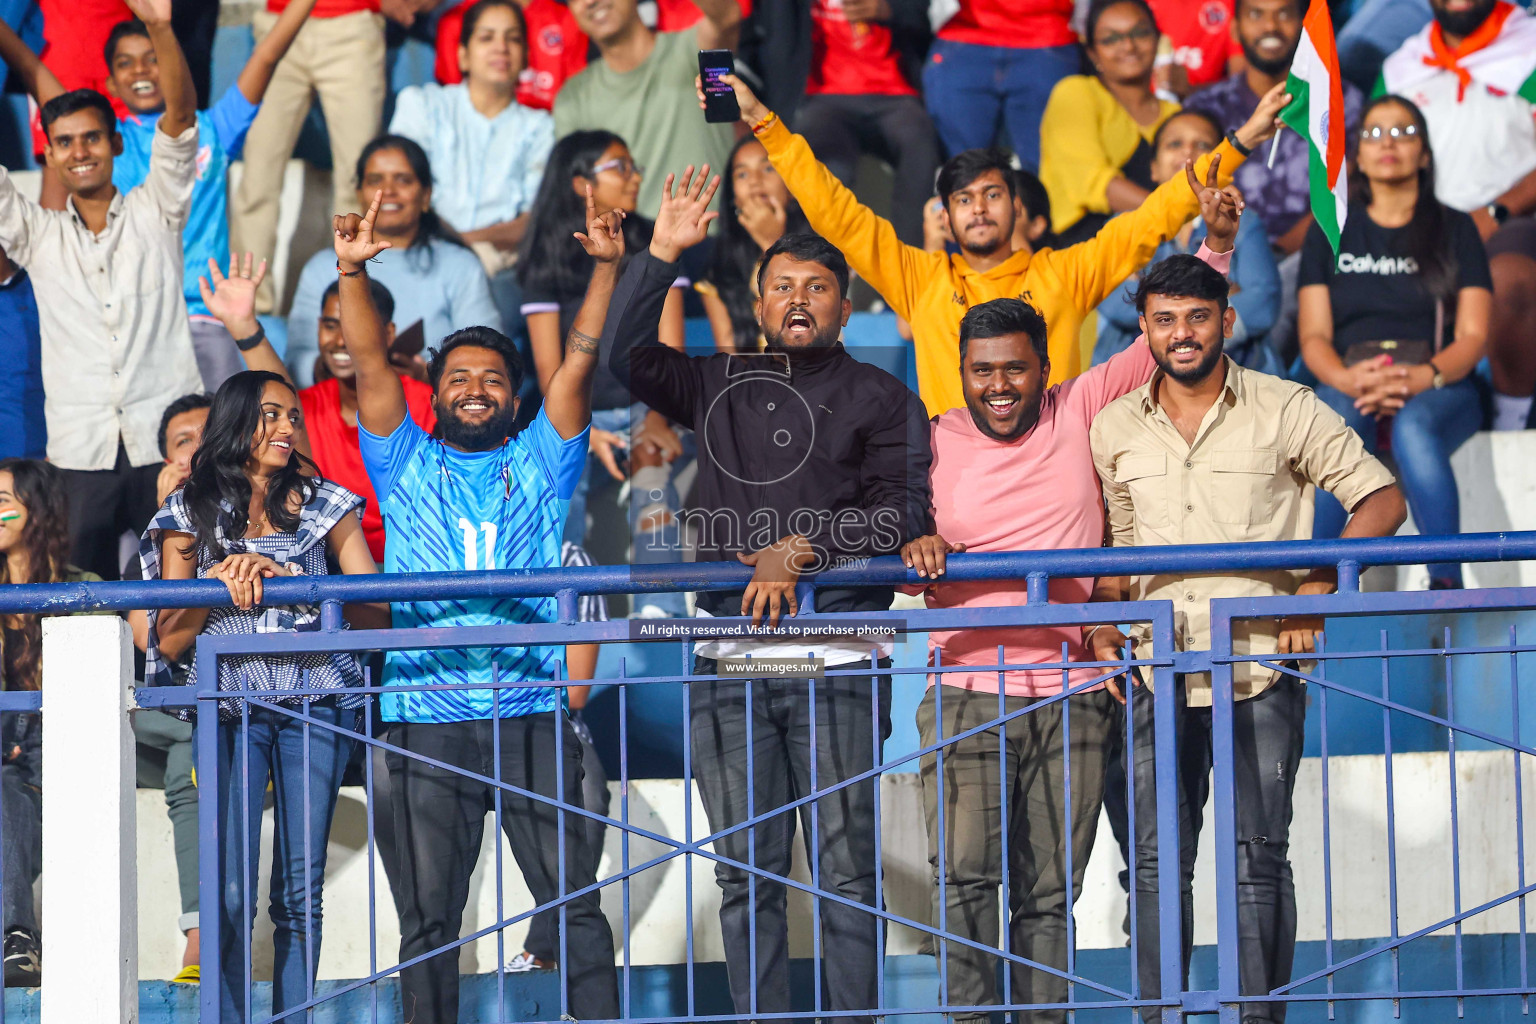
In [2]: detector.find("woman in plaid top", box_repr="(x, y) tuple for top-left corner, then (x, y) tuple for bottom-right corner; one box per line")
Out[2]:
(142, 368), (383, 1024)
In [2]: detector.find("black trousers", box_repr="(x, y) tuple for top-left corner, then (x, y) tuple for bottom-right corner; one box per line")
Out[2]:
(524, 714), (610, 963)
(59, 439), (160, 580)
(690, 658), (892, 1024)
(794, 94), (942, 248)
(1130, 674), (1307, 1024)
(385, 713), (619, 1024)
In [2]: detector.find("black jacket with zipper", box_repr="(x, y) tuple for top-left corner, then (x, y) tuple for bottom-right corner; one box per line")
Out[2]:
(608, 250), (932, 618)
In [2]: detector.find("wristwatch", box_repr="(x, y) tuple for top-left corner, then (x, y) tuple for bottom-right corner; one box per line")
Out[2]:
(1427, 359), (1446, 390)
(285, 562), (305, 576)
(1487, 202), (1510, 227)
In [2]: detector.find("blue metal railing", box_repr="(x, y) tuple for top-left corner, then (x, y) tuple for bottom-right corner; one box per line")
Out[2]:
(7, 531), (1536, 1024)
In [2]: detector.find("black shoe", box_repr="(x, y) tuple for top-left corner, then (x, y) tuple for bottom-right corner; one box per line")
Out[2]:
(4, 928), (40, 987)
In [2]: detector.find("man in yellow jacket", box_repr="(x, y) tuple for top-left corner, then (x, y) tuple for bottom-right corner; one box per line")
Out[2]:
(702, 75), (1290, 417)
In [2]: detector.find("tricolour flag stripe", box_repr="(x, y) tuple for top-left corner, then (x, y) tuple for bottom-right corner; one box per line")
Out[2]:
(1281, 0), (1348, 253)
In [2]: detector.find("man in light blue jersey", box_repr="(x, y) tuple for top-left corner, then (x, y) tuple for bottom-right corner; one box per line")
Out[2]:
(88, 0), (318, 388)
(340, 186), (621, 1024)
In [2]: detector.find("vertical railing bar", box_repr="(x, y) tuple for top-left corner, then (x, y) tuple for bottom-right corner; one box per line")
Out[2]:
(1380, 631), (1402, 1018)
(809, 665), (823, 1020)
(1445, 627), (1465, 1018)
(935, 646), (949, 1010)
(1061, 641), (1077, 1022)
(492, 661), (505, 1017)
(302, 685), (315, 1018)
(1124, 638), (1140, 1017)
(198, 640), (223, 1024)
(1317, 640), (1336, 1020)
(1510, 623), (1529, 1015)
(364, 671), (379, 1024)
(682, 639), (695, 1018)
(242, 693), (254, 1024)
(620, 658), (633, 1020)
(555, 657), (570, 1022)
(998, 646), (1011, 1017)
(871, 647), (886, 1016)
(746, 667), (758, 1021)
(1208, 612), (1242, 1021)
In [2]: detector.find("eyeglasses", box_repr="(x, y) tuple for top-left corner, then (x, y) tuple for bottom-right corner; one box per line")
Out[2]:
(1094, 25), (1157, 47)
(1359, 123), (1419, 142)
(592, 157), (644, 178)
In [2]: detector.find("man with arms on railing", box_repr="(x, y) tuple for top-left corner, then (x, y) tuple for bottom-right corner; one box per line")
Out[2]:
(336, 188), (621, 1024)
(609, 168), (932, 1024)
(697, 71), (1288, 415)
(1087, 256), (1406, 1022)
(898, 160), (1245, 1024)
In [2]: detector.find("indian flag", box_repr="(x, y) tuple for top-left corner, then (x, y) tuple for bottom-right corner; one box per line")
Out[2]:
(1280, 0), (1347, 253)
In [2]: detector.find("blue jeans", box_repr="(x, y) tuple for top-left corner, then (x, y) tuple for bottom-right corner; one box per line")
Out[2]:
(1312, 380), (1482, 584)
(565, 404), (692, 616)
(217, 704), (354, 1023)
(922, 40), (1080, 167)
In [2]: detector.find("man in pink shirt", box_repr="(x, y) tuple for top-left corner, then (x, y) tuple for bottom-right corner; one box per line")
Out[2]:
(899, 160), (1242, 1022)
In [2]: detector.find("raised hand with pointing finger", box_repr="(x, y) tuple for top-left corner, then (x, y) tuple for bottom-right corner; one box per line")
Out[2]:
(335, 190), (393, 271)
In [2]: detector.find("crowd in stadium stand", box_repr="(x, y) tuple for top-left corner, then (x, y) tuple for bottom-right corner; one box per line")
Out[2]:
(0, 0), (1533, 1019)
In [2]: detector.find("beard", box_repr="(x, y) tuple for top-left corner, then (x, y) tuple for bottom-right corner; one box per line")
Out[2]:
(762, 316), (841, 350)
(1155, 340), (1226, 384)
(1241, 34), (1297, 77)
(965, 392), (1043, 442)
(434, 397), (518, 450)
(1433, 0), (1496, 36)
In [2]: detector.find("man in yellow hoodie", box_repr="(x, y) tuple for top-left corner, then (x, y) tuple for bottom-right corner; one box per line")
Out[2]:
(702, 74), (1290, 416)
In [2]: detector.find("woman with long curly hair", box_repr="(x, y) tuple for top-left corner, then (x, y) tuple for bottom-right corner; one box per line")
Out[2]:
(0, 458), (85, 985)
(142, 370), (383, 1022)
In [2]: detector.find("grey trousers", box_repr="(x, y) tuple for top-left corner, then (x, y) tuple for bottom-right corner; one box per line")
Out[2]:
(918, 685), (1116, 1024)
(135, 709), (199, 931)
(0, 766), (40, 937)
(1130, 673), (1306, 1024)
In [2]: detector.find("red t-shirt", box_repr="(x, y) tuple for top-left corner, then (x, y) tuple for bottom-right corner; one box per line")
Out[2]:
(267, 0), (380, 15)
(1149, 0), (1238, 90)
(806, 0), (916, 96)
(300, 376), (437, 563)
(655, 0), (754, 31)
(34, 0), (131, 152)
(434, 0), (589, 111)
(935, 0), (1076, 48)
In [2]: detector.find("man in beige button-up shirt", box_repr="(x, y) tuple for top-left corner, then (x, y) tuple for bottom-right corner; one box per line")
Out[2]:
(1087, 252), (1404, 1023)
(0, 0), (202, 579)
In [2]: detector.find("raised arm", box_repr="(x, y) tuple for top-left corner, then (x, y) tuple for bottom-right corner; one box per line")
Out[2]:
(0, 17), (62, 106)
(336, 192), (407, 436)
(236, 0), (320, 104)
(703, 72), (939, 322)
(543, 185), (625, 440)
(692, 0), (742, 51)
(607, 168), (719, 426)
(126, 0), (195, 137)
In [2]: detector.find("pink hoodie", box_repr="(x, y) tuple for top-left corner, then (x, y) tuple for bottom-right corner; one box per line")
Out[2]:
(916, 244), (1231, 696)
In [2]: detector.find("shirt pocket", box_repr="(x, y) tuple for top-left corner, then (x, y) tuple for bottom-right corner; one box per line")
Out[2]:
(1114, 451), (1169, 529)
(1210, 448), (1279, 526)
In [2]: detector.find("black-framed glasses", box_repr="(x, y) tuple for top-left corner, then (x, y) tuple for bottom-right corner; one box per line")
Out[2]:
(1094, 25), (1157, 47)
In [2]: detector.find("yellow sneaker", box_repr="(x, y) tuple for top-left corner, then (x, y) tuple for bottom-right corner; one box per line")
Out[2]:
(171, 964), (200, 984)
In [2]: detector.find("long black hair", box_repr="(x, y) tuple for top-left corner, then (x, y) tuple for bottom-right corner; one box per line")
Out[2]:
(1350, 94), (1457, 303)
(179, 371), (317, 562)
(354, 135), (468, 256)
(704, 133), (810, 352)
(0, 459), (71, 690)
(517, 130), (654, 302)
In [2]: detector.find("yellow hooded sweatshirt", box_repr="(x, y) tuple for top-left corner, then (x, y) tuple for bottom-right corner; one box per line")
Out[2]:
(755, 116), (1246, 417)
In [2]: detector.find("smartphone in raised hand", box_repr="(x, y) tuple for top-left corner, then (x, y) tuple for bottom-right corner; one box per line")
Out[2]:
(698, 49), (740, 124)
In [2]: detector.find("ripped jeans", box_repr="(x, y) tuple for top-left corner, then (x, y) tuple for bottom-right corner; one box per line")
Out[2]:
(1128, 672), (1306, 1024)
(564, 403), (693, 617)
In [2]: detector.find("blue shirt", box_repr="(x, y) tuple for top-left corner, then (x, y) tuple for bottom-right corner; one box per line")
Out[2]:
(112, 84), (260, 316)
(286, 239), (503, 387)
(388, 83), (554, 233)
(0, 268), (44, 458)
(1094, 213), (1282, 375)
(359, 408), (590, 723)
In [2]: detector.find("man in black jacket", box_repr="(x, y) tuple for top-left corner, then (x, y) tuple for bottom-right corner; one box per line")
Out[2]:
(609, 167), (932, 1023)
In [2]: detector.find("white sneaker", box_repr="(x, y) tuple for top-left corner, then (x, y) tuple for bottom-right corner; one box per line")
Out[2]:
(502, 951), (555, 973)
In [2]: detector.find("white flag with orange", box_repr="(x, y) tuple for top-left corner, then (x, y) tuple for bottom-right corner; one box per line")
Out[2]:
(1280, 0), (1347, 253)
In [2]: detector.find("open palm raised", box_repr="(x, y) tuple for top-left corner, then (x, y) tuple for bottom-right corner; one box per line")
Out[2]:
(335, 190), (393, 268)
(649, 166), (721, 262)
